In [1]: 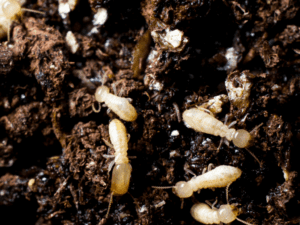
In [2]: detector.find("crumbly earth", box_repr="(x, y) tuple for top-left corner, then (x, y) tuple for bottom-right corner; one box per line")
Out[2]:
(1, 0), (300, 225)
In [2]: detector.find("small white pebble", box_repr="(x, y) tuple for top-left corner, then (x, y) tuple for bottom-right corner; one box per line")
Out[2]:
(171, 130), (179, 136)
(202, 138), (212, 145)
(139, 205), (147, 213)
(58, 0), (78, 19)
(93, 8), (108, 26)
(65, 31), (79, 54)
(20, 94), (26, 100)
(170, 150), (176, 157)
(164, 29), (184, 48)
(271, 84), (280, 91)
(266, 195), (270, 203)
(58, 2), (71, 19)
(219, 47), (239, 71)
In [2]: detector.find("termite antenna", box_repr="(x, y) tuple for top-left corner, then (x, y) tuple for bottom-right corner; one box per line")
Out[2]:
(236, 217), (253, 225)
(244, 148), (262, 167)
(226, 183), (232, 204)
(152, 186), (174, 189)
(21, 8), (45, 15)
(105, 192), (114, 218)
(92, 102), (101, 113)
(217, 139), (224, 151)
(225, 183), (254, 225)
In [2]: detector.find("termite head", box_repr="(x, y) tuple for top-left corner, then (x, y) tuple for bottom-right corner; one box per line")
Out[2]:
(232, 129), (252, 148)
(2, 0), (22, 20)
(173, 181), (193, 198)
(218, 204), (239, 223)
(152, 181), (193, 198)
(95, 86), (109, 102)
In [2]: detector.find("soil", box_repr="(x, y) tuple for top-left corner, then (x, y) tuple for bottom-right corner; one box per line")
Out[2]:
(1, 0), (300, 225)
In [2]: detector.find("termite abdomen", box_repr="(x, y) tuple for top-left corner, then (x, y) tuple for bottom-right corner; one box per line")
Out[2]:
(111, 163), (132, 196)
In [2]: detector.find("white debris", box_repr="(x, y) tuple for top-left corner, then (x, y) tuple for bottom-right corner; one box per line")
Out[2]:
(169, 150), (177, 158)
(88, 27), (100, 35)
(271, 84), (280, 91)
(200, 94), (228, 115)
(93, 8), (108, 26)
(150, 20), (188, 52)
(171, 130), (179, 136)
(139, 205), (147, 213)
(58, 3), (70, 19)
(149, 80), (164, 91)
(224, 47), (239, 71)
(147, 50), (159, 61)
(202, 138), (212, 145)
(225, 70), (253, 115)
(154, 200), (166, 208)
(217, 47), (240, 72)
(282, 168), (289, 181)
(58, 0), (78, 19)
(164, 29), (184, 48)
(65, 31), (79, 54)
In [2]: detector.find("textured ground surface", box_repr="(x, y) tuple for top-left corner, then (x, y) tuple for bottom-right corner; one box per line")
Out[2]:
(1, 0), (300, 224)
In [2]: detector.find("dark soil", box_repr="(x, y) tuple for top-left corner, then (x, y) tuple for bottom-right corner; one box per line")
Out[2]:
(1, 0), (300, 224)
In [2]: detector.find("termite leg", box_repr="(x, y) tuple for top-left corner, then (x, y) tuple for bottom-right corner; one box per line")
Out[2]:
(211, 198), (218, 209)
(107, 160), (115, 176)
(224, 139), (230, 146)
(105, 192), (114, 218)
(173, 102), (181, 123)
(236, 217), (253, 225)
(196, 106), (213, 115)
(249, 122), (263, 136)
(181, 199), (185, 209)
(185, 168), (197, 177)
(226, 183), (232, 204)
(207, 163), (214, 171)
(244, 148), (262, 167)
(92, 102), (101, 113)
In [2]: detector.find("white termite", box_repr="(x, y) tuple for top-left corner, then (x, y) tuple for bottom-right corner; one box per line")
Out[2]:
(153, 165), (242, 198)
(190, 202), (252, 225)
(95, 86), (137, 122)
(0, 0), (44, 41)
(183, 107), (252, 148)
(106, 119), (132, 218)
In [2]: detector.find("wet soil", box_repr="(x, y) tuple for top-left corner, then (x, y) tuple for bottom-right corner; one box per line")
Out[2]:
(1, 0), (300, 224)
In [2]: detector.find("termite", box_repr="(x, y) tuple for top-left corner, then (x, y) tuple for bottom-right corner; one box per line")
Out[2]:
(190, 183), (253, 225)
(190, 202), (252, 225)
(153, 165), (242, 198)
(182, 108), (251, 149)
(0, 0), (44, 41)
(95, 86), (137, 122)
(106, 119), (132, 218)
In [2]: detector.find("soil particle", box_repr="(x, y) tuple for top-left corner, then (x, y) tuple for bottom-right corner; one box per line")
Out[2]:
(68, 88), (94, 117)
(0, 174), (28, 205)
(0, 45), (13, 74)
(0, 102), (49, 143)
